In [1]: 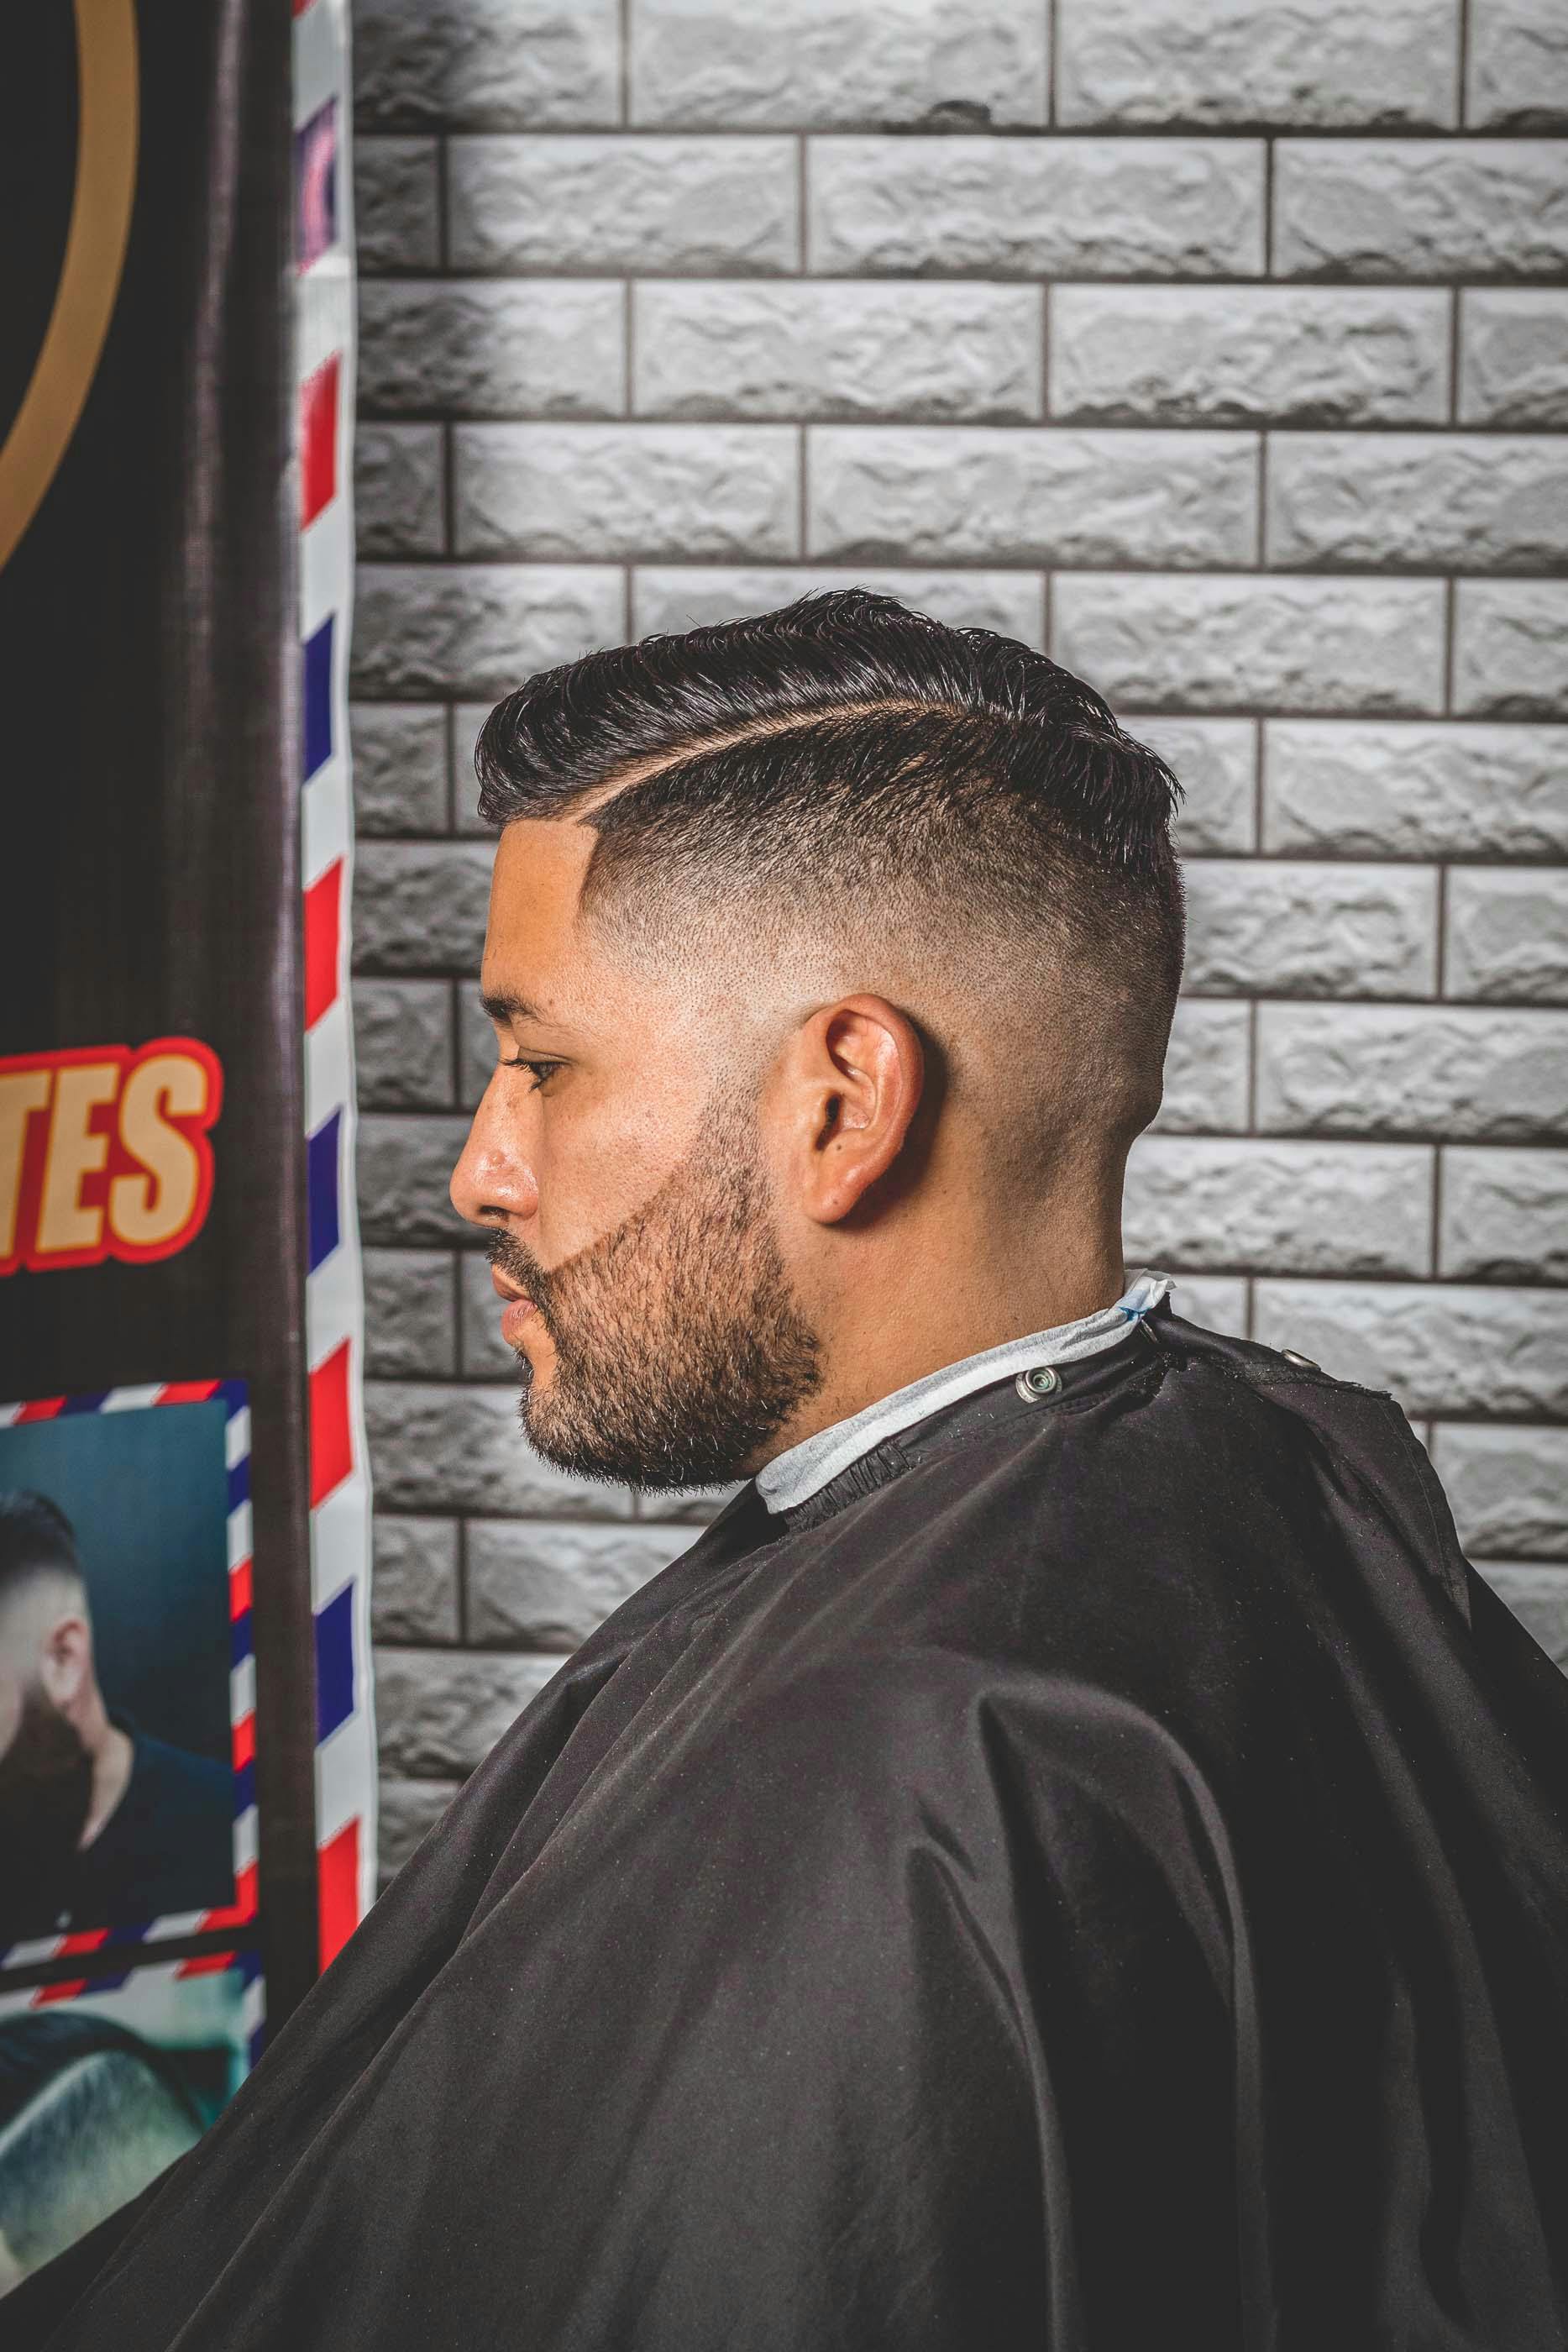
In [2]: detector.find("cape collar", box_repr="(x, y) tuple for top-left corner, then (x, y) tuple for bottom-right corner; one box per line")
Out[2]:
(755, 1269), (1173, 1517)
(760, 1289), (1176, 1539)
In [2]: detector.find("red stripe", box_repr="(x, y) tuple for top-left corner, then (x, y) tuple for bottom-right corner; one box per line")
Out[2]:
(229, 1557), (253, 1620)
(15, 1397), (66, 1422)
(198, 1863), (258, 1933)
(34, 1977), (90, 2004)
(56, 1929), (111, 1958)
(299, 354), (340, 529)
(303, 860), (343, 1031)
(308, 1339), (354, 1508)
(176, 1948), (238, 1979)
(317, 1819), (360, 1971)
(232, 1712), (255, 1772)
(156, 1379), (224, 1405)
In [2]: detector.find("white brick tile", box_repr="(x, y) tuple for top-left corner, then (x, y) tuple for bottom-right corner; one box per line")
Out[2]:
(1266, 433), (1568, 573)
(1150, 999), (1251, 1131)
(1453, 585), (1568, 719)
(1460, 292), (1568, 428)
(808, 136), (1264, 278)
(354, 424), (445, 557)
(354, 0), (619, 129)
(1440, 1149), (1568, 1281)
(1253, 1281), (1568, 1415)
(354, 137), (439, 271)
(454, 423), (799, 561)
(1258, 1004), (1568, 1140)
(1057, 0), (1458, 129)
(630, 0), (1047, 129)
(1465, 0), (1568, 130)
(1183, 860), (1438, 997)
(1263, 722), (1568, 858)
(807, 427), (1257, 568)
(359, 282), (625, 419)
(630, 566), (1046, 644)
(354, 843), (494, 976)
(1052, 574), (1445, 716)
(466, 1520), (692, 1648)
(375, 1650), (564, 1776)
(1274, 140), (1568, 281)
(1432, 1423), (1568, 1559)
(372, 1518), (461, 1644)
(362, 1254), (459, 1381)
(354, 979), (456, 1107)
(1167, 1274), (1250, 1337)
(1445, 870), (1568, 1005)
(350, 706), (450, 837)
(364, 1383), (639, 1518)
(352, 565), (626, 697)
(1125, 1137), (1433, 1275)
(1050, 286), (1449, 427)
(448, 135), (800, 275)
(1130, 717), (1256, 853)
(357, 1115), (475, 1247)
(633, 282), (1042, 422)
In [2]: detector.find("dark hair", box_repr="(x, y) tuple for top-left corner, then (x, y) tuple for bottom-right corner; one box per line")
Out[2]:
(475, 590), (1186, 1155)
(0, 1490), (81, 1601)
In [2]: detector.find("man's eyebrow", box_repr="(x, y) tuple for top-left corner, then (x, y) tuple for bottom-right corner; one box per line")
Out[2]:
(479, 988), (559, 1026)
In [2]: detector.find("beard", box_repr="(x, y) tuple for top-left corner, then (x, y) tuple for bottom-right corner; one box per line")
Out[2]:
(0, 1686), (95, 1935)
(486, 1082), (826, 1492)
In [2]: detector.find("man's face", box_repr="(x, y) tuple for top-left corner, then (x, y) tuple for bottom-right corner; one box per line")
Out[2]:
(449, 821), (825, 1490)
(0, 1628), (93, 1903)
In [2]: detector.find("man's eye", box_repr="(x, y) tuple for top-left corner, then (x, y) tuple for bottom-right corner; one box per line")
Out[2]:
(504, 1057), (559, 1094)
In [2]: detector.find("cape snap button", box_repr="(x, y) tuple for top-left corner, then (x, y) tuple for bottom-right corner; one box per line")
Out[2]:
(1015, 1364), (1060, 1401)
(1281, 1348), (1319, 1370)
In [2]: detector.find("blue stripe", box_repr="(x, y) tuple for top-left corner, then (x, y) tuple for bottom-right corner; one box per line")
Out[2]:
(247, 2022), (268, 2068)
(60, 1391), (112, 1415)
(219, 1379), (249, 1421)
(302, 616), (334, 782)
(231, 1609), (254, 1670)
(307, 1110), (342, 1273)
(227, 1454), (251, 1514)
(314, 1584), (355, 1744)
(233, 1757), (256, 1814)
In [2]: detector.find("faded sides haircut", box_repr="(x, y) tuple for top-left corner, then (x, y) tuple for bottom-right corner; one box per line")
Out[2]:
(0, 1491), (81, 1608)
(475, 590), (1187, 1168)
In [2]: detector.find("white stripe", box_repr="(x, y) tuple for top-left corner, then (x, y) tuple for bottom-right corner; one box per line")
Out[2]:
(227, 1500), (253, 1575)
(225, 1408), (251, 1468)
(231, 1654), (257, 1725)
(101, 1384), (164, 1412)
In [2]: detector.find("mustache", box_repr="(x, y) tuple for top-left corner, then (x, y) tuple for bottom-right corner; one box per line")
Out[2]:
(485, 1227), (549, 1306)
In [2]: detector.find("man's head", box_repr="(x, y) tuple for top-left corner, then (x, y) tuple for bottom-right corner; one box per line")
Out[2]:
(450, 591), (1185, 1493)
(0, 1492), (98, 1887)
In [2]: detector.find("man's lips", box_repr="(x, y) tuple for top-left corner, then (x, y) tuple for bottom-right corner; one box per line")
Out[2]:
(491, 1264), (541, 1344)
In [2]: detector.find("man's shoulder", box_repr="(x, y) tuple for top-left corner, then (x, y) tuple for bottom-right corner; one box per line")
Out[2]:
(124, 1731), (233, 1821)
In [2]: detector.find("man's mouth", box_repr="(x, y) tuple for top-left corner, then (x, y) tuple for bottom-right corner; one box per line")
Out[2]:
(492, 1263), (542, 1342)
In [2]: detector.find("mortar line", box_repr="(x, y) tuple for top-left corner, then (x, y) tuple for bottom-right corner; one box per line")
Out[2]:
(1442, 576), (1457, 715)
(618, 0), (631, 125)
(1456, 0), (1472, 128)
(1448, 288), (1461, 424)
(624, 277), (635, 419)
(1252, 717), (1266, 854)
(798, 425), (810, 563)
(1040, 281), (1051, 423)
(1261, 137), (1275, 278)
(796, 135), (808, 275)
(1046, 0), (1059, 125)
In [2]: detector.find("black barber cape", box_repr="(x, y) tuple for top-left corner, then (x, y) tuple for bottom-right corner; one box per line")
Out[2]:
(14, 1303), (1568, 2349)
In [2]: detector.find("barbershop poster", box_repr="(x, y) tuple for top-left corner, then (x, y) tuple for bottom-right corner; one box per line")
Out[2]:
(0, 3), (374, 2274)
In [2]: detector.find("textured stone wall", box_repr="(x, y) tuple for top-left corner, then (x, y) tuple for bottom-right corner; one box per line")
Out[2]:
(349, 0), (1568, 1881)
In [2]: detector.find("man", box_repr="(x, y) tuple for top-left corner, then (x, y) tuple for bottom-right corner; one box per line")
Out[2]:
(0, 1494), (232, 1941)
(14, 591), (1568, 2346)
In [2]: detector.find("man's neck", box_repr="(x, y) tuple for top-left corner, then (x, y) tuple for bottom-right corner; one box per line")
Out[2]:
(76, 1709), (134, 1849)
(755, 1231), (1127, 1473)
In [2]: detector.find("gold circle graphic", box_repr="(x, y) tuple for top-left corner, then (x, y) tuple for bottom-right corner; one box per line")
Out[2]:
(0, 0), (139, 574)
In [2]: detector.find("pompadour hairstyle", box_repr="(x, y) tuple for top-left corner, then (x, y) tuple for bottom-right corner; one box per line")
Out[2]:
(0, 1490), (81, 1603)
(475, 590), (1187, 1153)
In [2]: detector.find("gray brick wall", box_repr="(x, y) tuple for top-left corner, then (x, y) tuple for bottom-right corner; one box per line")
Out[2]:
(349, 0), (1568, 1882)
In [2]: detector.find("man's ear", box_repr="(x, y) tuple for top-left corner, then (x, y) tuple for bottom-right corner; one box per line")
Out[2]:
(38, 1613), (92, 1713)
(781, 995), (926, 1227)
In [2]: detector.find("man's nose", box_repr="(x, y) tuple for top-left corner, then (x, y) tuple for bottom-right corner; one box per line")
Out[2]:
(448, 1075), (535, 1229)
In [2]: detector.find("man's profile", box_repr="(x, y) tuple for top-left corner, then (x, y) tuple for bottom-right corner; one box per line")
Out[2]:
(0, 1492), (232, 1942)
(13, 592), (1568, 2348)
